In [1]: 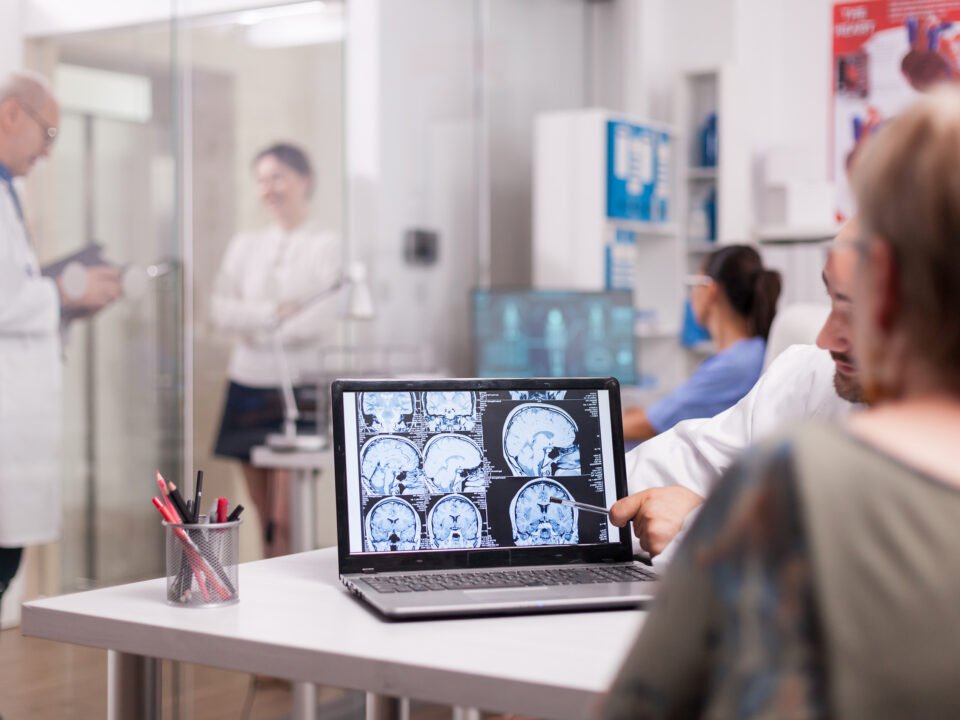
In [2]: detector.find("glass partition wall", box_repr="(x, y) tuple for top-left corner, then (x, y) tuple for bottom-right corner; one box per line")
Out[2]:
(23, 0), (597, 596)
(24, 1), (348, 592)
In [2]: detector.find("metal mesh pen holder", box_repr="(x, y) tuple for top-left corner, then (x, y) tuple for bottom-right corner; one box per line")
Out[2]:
(163, 520), (241, 607)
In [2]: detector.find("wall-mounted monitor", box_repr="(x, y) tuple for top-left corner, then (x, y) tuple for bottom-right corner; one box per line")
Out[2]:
(472, 289), (636, 385)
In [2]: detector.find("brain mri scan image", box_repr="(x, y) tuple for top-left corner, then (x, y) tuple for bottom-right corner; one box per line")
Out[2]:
(509, 479), (578, 546)
(423, 391), (476, 432)
(426, 494), (482, 549)
(509, 391), (567, 401)
(502, 404), (581, 476)
(422, 434), (486, 494)
(360, 435), (425, 495)
(364, 498), (422, 551)
(361, 392), (415, 433)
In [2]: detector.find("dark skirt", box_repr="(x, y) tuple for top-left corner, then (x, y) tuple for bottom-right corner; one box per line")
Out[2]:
(213, 381), (317, 462)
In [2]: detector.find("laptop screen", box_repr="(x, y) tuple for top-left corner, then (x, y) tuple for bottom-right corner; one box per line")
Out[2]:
(336, 382), (623, 559)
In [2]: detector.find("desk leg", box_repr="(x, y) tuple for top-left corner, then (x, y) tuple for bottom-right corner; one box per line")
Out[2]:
(366, 693), (402, 720)
(107, 650), (161, 720)
(289, 468), (317, 554)
(453, 708), (482, 720)
(292, 680), (317, 720)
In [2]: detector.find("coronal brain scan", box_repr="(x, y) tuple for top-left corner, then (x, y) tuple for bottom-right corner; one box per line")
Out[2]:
(509, 479), (578, 546)
(361, 392), (415, 433)
(422, 434), (485, 494)
(360, 435), (424, 495)
(364, 498), (422, 552)
(427, 494), (482, 549)
(423, 391), (476, 432)
(502, 404), (581, 476)
(509, 390), (567, 401)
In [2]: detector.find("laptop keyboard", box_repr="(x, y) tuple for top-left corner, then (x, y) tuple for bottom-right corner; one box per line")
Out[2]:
(361, 565), (657, 593)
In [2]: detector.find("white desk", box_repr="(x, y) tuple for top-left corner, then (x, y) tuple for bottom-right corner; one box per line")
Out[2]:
(22, 548), (646, 720)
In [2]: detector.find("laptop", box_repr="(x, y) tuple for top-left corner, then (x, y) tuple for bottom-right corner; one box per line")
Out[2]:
(331, 377), (658, 619)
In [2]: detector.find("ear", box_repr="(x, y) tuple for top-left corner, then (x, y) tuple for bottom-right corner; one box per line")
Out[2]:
(868, 237), (900, 332)
(0, 98), (18, 131)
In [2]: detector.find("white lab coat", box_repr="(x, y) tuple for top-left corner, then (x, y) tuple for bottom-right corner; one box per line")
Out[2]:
(210, 222), (343, 388)
(625, 344), (857, 565)
(0, 182), (62, 547)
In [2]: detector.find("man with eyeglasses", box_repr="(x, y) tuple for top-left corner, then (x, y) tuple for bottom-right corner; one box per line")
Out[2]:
(0, 71), (122, 617)
(612, 223), (865, 564)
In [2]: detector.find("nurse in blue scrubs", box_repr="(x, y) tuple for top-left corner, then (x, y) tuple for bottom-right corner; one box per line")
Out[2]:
(623, 245), (781, 441)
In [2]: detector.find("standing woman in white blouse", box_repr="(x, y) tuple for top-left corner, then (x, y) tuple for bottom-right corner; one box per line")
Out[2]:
(211, 143), (342, 557)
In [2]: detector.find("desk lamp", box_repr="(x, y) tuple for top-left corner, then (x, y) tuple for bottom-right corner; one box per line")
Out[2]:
(266, 263), (374, 452)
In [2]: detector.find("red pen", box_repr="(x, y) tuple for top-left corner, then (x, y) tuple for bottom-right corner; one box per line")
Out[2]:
(217, 497), (228, 524)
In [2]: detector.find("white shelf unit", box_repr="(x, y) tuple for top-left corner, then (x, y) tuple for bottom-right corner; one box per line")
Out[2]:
(532, 109), (686, 393)
(676, 65), (751, 273)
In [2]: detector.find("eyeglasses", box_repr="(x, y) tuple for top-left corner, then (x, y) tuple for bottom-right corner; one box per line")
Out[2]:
(18, 101), (58, 146)
(684, 274), (713, 288)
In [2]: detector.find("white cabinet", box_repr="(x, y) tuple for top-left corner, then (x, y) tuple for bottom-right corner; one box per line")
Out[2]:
(532, 109), (685, 393)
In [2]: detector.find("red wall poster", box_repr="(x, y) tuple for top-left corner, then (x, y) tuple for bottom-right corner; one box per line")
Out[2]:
(833, 0), (960, 220)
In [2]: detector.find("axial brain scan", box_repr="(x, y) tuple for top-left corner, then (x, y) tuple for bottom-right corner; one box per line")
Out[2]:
(423, 391), (475, 432)
(427, 494), (482, 549)
(361, 392), (415, 433)
(502, 404), (581, 476)
(364, 498), (421, 551)
(509, 479), (578, 546)
(422, 434), (485, 493)
(360, 435), (424, 495)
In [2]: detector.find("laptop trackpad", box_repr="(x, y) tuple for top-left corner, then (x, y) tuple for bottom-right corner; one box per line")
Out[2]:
(462, 586), (552, 602)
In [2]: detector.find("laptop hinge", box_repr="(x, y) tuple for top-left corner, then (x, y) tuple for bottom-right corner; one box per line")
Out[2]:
(361, 568), (377, 574)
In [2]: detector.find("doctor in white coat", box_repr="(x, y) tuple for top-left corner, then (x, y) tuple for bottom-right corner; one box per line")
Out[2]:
(612, 222), (866, 564)
(0, 72), (121, 613)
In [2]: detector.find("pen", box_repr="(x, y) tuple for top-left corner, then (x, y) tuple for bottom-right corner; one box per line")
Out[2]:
(167, 482), (192, 524)
(192, 470), (204, 524)
(549, 496), (610, 516)
(226, 504), (245, 523)
(217, 497), (228, 524)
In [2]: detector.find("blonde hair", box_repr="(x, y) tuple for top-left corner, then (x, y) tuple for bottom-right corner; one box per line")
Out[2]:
(851, 88), (960, 389)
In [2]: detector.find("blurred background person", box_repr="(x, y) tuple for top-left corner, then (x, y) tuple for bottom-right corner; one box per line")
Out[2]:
(622, 245), (781, 441)
(210, 142), (342, 558)
(603, 88), (960, 719)
(0, 71), (121, 615)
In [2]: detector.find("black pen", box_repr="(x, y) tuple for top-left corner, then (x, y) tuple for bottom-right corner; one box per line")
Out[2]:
(226, 504), (245, 522)
(549, 496), (610, 516)
(167, 482), (192, 524)
(193, 470), (204, 524)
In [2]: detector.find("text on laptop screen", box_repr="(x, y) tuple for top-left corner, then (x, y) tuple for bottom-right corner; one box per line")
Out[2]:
(341, 388), (620, 555)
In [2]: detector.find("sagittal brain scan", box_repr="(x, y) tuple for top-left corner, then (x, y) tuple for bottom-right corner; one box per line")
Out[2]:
(360, 435), (424, 495)
(427, 494), (482, 549)
(345, 385), (616, 554)
(502, 404), (581, 476)
(360, 392), (415, 433)
(364, 497), (421, 551)
(422, 434), (486, 494)
(509, 390), (567, 401)
(509, 479), (578, 546)
(423, 391), (476, 432)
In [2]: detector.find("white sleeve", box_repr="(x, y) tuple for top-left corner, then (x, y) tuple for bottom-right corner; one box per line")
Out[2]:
(209, 235), (277, 333)
(624, 344), (822, 499)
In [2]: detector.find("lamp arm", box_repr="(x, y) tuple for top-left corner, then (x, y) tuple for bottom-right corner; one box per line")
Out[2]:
(272, 332), (300, 437)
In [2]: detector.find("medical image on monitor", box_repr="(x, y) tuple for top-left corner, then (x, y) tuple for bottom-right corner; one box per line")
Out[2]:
(348, 389), (616, 553)
(360, 392), (416, 433)
(364, 497), (421, 552)
(473, 290), (637, 384)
